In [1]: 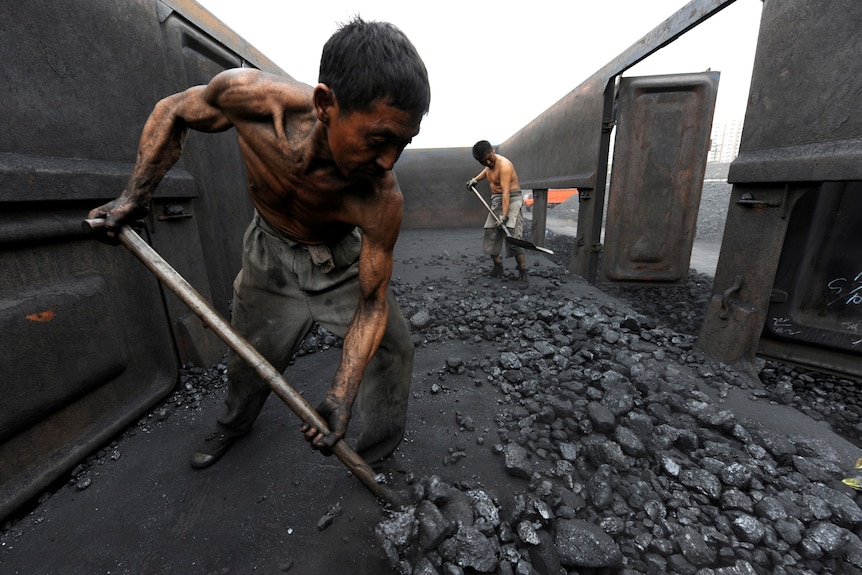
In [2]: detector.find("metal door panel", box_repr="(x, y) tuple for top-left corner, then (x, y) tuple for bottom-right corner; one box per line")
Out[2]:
(602, 72), (719, 284)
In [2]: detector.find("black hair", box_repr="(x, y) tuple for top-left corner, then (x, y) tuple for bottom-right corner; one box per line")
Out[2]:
(472, 140), (493, 161)
(319, 16), (431, 119)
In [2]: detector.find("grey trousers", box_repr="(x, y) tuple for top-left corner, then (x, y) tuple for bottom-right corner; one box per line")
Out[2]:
(216, 214), (414, 463)
(483, 190), (525, 257)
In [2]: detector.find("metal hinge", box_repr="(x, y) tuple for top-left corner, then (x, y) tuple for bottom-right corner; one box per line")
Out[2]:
(158, 203), (192, 222)
(737, 192), (782, 208)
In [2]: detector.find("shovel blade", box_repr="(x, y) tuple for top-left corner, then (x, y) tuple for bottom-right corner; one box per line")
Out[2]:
(469, 185), (554, 255)
(505, 236), (554, 255)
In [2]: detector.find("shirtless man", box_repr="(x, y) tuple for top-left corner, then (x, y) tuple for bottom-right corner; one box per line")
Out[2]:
(467, 140), (528, 282)
(88, 17), (430, 468)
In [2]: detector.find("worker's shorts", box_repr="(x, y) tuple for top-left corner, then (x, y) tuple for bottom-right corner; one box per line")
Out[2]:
(483, 190), (525, 257)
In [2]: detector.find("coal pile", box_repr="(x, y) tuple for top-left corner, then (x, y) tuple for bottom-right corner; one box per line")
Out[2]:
(374, 255), (862, 575)
(547, 230), (862, 455)
(6, 223), (862, 575)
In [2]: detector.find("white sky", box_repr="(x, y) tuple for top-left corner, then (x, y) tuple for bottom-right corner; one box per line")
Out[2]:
(196, 0), (763, 149)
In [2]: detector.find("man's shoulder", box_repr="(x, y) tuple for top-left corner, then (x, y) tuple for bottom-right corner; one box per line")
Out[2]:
(367, 172), (403, 205)
(353, 175), (403, 219)
(494, 155), (516, 175)
(212, 69), (312, 101)
(215, 68), (289, 85)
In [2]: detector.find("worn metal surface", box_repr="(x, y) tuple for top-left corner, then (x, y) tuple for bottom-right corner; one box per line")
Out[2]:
(0, 0), (284, 522)
(759, 183), (862, 377)
(395, 147), (487, 229)
(601, 72), (719, 285)
(698, 0), (862, 377)
(0, 211), (179, 522)
(697, 182), (808, 373)
(729, 0), (862, 183)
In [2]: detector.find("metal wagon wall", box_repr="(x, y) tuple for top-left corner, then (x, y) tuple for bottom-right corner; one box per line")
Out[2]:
(0, 0), (285, 522)
(697, 0), (862, 379)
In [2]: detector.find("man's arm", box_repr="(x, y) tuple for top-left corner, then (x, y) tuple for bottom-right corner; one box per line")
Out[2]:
(466, 167), (488, 189)
(87, 82), (233, 232)
(88, 69), (309, 232)
(302, 182), (403, 450)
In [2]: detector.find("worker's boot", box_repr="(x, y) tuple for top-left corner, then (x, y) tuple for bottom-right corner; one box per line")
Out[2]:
(517, 267), (529, 285)
(190, 431), (238, 469)
(490, 263), (504, 278)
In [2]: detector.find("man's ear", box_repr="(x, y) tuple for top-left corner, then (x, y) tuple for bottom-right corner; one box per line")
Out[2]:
(313, 84), (336, 124)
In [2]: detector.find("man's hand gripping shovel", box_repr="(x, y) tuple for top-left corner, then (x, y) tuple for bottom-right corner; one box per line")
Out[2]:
(468, 185), (553, 255)
(83, 218), (407, 508)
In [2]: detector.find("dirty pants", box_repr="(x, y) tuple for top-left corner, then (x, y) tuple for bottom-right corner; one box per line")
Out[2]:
(483, 190), (525, 258)
(216, 213), (414, 463)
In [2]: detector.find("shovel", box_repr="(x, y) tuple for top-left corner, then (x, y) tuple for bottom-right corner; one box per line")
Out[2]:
(469, 185), (554, 254)
(83, 219), (406, 508)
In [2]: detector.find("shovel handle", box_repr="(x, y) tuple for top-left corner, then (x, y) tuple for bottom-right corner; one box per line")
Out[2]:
(467, 187), (554, 254)
(470, 185), (514, 236)
(469, 185), (505, 229)
(83, 218), (405, 507)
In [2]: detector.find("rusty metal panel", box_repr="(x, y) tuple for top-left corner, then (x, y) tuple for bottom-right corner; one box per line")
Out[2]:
(601, 72), (719, 284)
(1, 272), (126, 445)
(500, 77), (607, 191)
(758, 183), (862, 376)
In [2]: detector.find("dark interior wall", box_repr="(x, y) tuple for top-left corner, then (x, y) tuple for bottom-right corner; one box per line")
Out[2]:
(0, 0), (287, 522)
(395, 147), (487, 229)
(0, 0), (287, 317)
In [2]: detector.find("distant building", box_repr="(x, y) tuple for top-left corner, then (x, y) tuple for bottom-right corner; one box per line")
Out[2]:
(708, 118), (744, 163)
